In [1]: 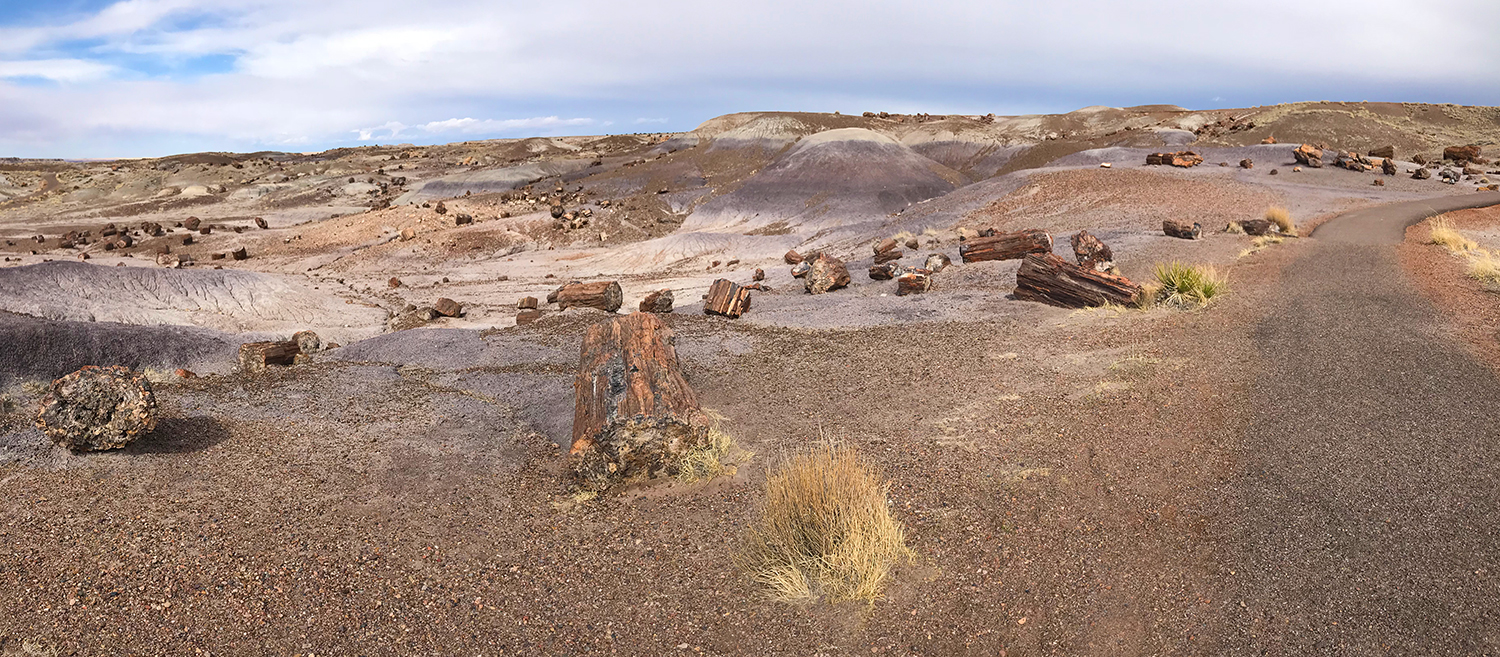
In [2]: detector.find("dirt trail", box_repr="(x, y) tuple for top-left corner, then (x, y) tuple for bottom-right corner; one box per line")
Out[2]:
(1220, 193), (1500, 652)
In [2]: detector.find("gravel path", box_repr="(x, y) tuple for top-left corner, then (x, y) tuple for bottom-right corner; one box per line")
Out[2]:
(1223, 193), (1500, 652)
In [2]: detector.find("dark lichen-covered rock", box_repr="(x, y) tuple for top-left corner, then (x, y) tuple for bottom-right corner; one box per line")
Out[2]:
(35, 366), (157, 451)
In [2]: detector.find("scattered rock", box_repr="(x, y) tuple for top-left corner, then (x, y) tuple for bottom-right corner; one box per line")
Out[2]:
(1293, 144), (1323, 168)
(1368, 145), (1395, 160)
(752, 268), (765, 282)
(517, 296), (539, 310)
(231, 247), (248, 261)
(1240, 219), (1277, 236)
(254, 217), (268, 230)
(923, 253), (952, 273)
(433, 298), (463, 317)
(435, 201), (448, 215)
(1270, 169), (1279, 176)
(1372, 178), (1385, 186)
(640, 289), (675, 313)
(896, 270), (932, 296)
(1239, 159), (1254, 169)
(1382, 158), (1397, 176)
(174, 368), (196, 379)
(868, 261), (903, 280)
(803, 252), (850, 295)
(784, 250), (803, 265)
(183, 217), (201, 231)
(34, 366), (158, 452)
(1412, 167), (1432, 180)
(455, 213), (474, 226)
(516, 309), (543, 325)
(400, 228), (415, 241)
(1163, 220), (1202, 240)
(1261, 136), (1278, 144)
(790, 261), (811, 278)
(1413, 154), (1428, 165)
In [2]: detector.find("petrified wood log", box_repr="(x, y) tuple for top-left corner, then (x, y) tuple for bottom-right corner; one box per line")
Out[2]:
(704, 279), (751, 318)
(896, 270), (931, 296)
(869, 261), (903, 280)
(804, 252), (850, 294)
(231, 247), (248, 260)
(548, 281), (624, 312)
(239, 341), (299, 372)
(1069, 230), (1113, 265)
(873, 238), (898, 255)
(1163, 220), (1202, 240)
(923, 253), (951, 273)
(640, 289), (674, 313)
(958, 229), (1052, 263)
(1014, 253), (1143, 308)
(784, 250), (803, 265)
(1239, 219), (1276, 236)
(570, 312), (708, 491)
(517, 296), (539, 310)
(516, 309), (543, 325)
(34, 366), (158, 452)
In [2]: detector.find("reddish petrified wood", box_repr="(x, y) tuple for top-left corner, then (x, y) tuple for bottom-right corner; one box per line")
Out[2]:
(640, 289), (674, 313)
(548, 281), (624, 312)
(1163, 220), (1202, 240)
(570, 313), (707, 491)
(1013, 253), (1143, 308)
(703, 279), (752, 318)
(958, 229), (1052, 263)
(238, 341), (299, 372)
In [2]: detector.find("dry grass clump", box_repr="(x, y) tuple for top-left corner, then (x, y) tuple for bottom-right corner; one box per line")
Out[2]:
(677, 409), (751, 483)
(1468, 250), (1500, 284)
(1152, 262), (1226, 308)
(738, 443), (912, 604)
(1265, 206), (1295, 235)
(1223, 221), (1245, 234)
(1428, 218), (1477, 253)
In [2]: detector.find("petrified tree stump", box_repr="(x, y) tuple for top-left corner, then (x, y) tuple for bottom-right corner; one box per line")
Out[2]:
(231, 247), (248, 260)
(804, 252), (850, 294)
(1014, 253), (1143, 308)
(35, 366), (158, 452)
(958, 229), (1053, 263)
(239, 341), (299, 372)
(570, 312), (708, 491)
(640, 289), (674, 313)
(1163, 220), (1202, 240)
(548, 281), (624, 312)
(704, 279), (751, 318)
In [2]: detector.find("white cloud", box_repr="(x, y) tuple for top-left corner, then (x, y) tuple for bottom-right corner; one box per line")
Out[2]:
(634, 117), (668, 124)
(0, 59), (117, 83)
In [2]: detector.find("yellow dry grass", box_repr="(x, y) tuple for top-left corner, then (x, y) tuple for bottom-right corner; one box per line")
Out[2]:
(1428, 218), (1477, 253)
(1468, 250), (1500, 284)
(738, 442), (912, 604)
(1264, 206), (1295, 235)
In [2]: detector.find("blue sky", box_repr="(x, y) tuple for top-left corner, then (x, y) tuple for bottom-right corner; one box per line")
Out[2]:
(1, 0), (1498, 158)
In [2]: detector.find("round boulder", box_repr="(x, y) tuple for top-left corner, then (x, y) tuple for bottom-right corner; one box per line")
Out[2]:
(35, 366), (158, 451)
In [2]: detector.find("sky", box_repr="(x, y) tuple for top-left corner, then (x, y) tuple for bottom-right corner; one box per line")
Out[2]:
(0, 0), (1497, 159)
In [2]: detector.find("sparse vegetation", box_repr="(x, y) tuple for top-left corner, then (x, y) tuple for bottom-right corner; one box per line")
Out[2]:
(1152, 262), (1226, 308)
(1265, 206), (1295, 235)
(676, 412), (751, 483)
(889, 230), (916, 244)
(738, 442), (912, 604)
(1238, 234), (1285, 258)
(1224, 221), (1245, 234)
(1428, 218), (1477, 253)
(1467, 250), (1500, 284)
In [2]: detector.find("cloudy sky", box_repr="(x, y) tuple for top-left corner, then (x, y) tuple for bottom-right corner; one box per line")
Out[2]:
(1, 0), (1497, 158)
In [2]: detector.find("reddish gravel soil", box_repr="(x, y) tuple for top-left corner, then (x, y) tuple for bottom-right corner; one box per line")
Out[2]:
(1400, 204), (1500, 372)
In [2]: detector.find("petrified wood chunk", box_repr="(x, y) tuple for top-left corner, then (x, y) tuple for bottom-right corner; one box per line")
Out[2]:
(704, 279), (751, 318)
(924, 253), (952, 273)
(1163, 220), (1202, 240)
(1069, 230), (1113, 266)
(34, 366), (157, 452)
(239, 341), (300, 372)
(896, 270), (931, 296)
(1239, 219), (1276, 236)
(959, 229), (1052, 263)
(517, 296), (539, 310)
(784, 250), (803, 265)
(804, 252), (850, 294)
(433, 298), (463, 317)
(640, 289), (675, 313)
(869, 261), (903, 280)
(548, 281), (624, 312)
(570, 312), (708, 491)
(1014, 253), (1143, 308)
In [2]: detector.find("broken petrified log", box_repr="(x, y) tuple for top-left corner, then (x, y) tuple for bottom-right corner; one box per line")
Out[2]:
(516, 309), (543, 325)
(1239, 219), (1276, 236)
(433, 298), (463, 317)
(570, 312), (708, 491)
(958, 229), (1053, 263)
(896, 270), (932, 296)
(640, 289), (674, 313)
(1382, 158), (1397, 175)
(254, 217), (269, 229)
(1369, 145), (1395, 160)
(1069, 230), (1113, 268)
(704, 279), (752, 318)
(924, 253), (951, 273)
(873, 238), (899, 256)
(548, 281), (624, 312)
(784, 250), (803, 265)
(873, 249), (904, 265)
(752, 268), (765, 282)
(183, 217), (201, 231)
(517, 296), (539, 310)
(803, 252), (850, 294)
(239, 341), (300, 372)
(1239, 159), (1254, 169)
(34, 366), (158, 452)
(1163, 220), (1202, 240)
(1294, 144), (1323, 168)
(1146, 151), (1203, 167)
(790, 261), (811, 278)
(292, 330), (323, 354)
(231, 247), (248, 260)
(1013, 253), (1143, 309)
(1445, 145), (1481, 163)
(869, 261), (903, 280)
(1413, 167), (1432, 180)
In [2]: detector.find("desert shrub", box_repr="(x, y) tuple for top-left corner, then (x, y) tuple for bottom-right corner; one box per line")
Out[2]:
(1264, 206), (1295, 234)
(1469, 250), (1500, 284)
(676, 413), (750, 483)
(1152, 262), (1226, 308)
(1428, 218), (1476, 253)
(739, 443), (911, 604)
(1223, 221), (1245, 234)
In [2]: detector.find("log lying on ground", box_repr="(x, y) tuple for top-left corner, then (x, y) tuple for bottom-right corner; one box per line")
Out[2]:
(1239, 219), (1276, 236)
(874, 249), (904, 264)
(958, 229), (1052, 263)
(570, 312), (708, 491)
(239, 341), (300, 372)
(896, 270), (932, 296)
(640, 289), (674, 313)
(1013, 253), (1143, 308)
(1145, 151), (1203, 167)
(704, 279), (751, 318)
(1163, 220), (1202, 240)
(548, 281), (624, 312)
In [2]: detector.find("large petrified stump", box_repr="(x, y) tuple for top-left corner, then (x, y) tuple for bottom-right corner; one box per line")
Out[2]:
(704, 279), (752, 318)
(35, 366), (158, 451)
(1014, 253), (1143, 308)
(959, 229), (1052, 263)
(549, 281), (624, 312)
(570, 313), (707, 491)
(803, 252), (850, 294)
